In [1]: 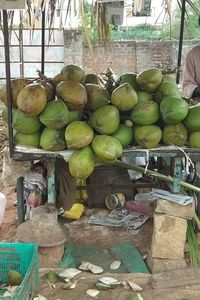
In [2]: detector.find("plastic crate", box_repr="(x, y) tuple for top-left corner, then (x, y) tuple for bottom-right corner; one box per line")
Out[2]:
(0, 243), (39, 300)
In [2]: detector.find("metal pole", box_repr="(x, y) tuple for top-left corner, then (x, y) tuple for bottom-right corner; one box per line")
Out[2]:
(19, 10), (24, 77)
(3, 10), (14, 157)
(176, 0), (186, 84)
(41, 6), (45, 74)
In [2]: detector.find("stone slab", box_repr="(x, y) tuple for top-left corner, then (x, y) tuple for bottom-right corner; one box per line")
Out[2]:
(151, 214), (187, 259)
(151, 268), (200, 289)
(151, 198), (195, 220)
(147, 250), (187, 273)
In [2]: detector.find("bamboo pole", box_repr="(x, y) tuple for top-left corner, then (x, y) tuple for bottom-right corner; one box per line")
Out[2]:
(114, 160), (200, 193)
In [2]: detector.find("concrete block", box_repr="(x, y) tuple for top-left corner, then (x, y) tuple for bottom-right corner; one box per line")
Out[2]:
(147, 250), (187, 273)
(151, 199), (195, 220)
(151, 214), (187, 259)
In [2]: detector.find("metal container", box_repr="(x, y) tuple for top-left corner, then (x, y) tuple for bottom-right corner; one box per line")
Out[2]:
(105, 193), (125, 210)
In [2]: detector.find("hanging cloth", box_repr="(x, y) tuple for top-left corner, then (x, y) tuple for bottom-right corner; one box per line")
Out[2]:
(134, 0), (143, 14)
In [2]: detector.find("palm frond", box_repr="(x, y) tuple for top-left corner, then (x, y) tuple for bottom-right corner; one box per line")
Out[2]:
(79, 0), (98, 74)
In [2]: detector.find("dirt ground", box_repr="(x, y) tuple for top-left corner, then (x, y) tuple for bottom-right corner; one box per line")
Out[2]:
(37, 271), (200, 300)
(0, 186), (18, 241)
(1, 188), (200, 299)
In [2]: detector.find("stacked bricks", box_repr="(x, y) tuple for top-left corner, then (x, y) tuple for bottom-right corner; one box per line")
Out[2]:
(147, 199), (195, 273)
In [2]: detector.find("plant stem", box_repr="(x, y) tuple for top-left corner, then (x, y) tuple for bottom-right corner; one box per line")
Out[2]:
(114, 160), (200, 193)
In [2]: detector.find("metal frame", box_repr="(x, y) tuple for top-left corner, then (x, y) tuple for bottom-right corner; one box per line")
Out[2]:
(176, 0), (186, 84)
(2, 4), (200, 198)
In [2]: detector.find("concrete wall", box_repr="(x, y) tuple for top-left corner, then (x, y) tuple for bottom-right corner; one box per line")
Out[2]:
(0, 28), (199, 83)
(64, 30), (200, 82)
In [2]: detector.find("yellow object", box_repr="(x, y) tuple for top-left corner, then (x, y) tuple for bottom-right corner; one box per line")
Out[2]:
(64, 203), (84, 220)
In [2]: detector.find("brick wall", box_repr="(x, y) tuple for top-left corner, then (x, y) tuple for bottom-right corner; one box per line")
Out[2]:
(63, 30), (200, 80)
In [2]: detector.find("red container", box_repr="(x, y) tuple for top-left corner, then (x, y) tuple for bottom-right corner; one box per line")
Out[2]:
(124, 200), (150, 215)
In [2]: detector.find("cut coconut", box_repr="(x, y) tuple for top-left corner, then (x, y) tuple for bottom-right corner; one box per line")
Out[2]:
(109, 260), (121, 270)
(86, 289), (100, 297)
(59, 268), (81, 279)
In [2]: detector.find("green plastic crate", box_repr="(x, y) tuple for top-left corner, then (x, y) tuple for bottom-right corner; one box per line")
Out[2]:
(0, 243), (39, 300)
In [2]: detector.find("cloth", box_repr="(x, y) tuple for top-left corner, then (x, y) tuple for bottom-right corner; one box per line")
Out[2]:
(60, 242), (149, 274)
(24, 171), (46, 208)
(133, 0), (143, 14)
(55, 158), (76, 210)
(182, 44), (200, 98)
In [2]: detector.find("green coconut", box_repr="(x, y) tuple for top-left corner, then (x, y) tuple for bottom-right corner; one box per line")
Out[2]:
(17, 83), (47, 116)
(89, 105), (120, 134)
(184, 104), (200, 132)
(130, 100), (160, 125)
(160, 96), (189, 124)
(13, 109), (41, 134)
(136, 68), (162, 93)
(92, 135), (123, 163)
(52, 64), (86, 86)
(155, 81), (181, 103)
(85, 83), (110, 111)
(111, 83), (138, 111)
(2, 107), (16, 123)
(40, 127), (66, 151)
(162, 74), (177, 84)
(65, 121), (94, 149)
(56, 80), (87, 110)
(51, 73), (64, 87)
(1, 78), (30, 108)
(8, 270), (23, 286)
(14, 131), (40, 147)
(67, 109), (83, 123)
(137, 91), (153, 102)
(188, 131), (200, 148)
(127, 293), (141, 300)
(69, 145), (95, 178)
(162, 123), (188, 146)
(118, 72), (140, 91)
(60, 64), (86, 83)
(85, 73), (101, 85)
(39, 100), (70, 129)
(111, 124), (133, 148)
(134, 125), (162, 149)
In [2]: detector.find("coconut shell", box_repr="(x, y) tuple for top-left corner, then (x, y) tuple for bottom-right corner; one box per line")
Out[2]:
(42, 81), (55, 101)
(61, 64), (86, 83)
(17, 83), (47, 116)
(56, 80), (87, 110)
(1, 78), (31, 108)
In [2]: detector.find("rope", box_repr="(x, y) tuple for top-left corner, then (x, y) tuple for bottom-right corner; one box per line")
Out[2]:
(144, 149), (149, 174)
(170, 144), (195, 175)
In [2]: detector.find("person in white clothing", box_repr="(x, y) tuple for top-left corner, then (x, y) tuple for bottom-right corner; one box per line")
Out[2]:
(182, 44), (200, 99)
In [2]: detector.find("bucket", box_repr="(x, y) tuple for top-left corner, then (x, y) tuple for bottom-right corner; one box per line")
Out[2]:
(0, 193), (6, 226)
(105, 193), (125, 210)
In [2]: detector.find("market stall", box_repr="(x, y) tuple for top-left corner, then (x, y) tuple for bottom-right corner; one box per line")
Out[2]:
(1, 0), (200, 219)
(2, 3), (200, 298)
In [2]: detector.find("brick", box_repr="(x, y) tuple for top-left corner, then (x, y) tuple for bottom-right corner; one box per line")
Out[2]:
(151, 199), (195, 220)
(147, 250), (187, 273)
(151, 214), (187, 259)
